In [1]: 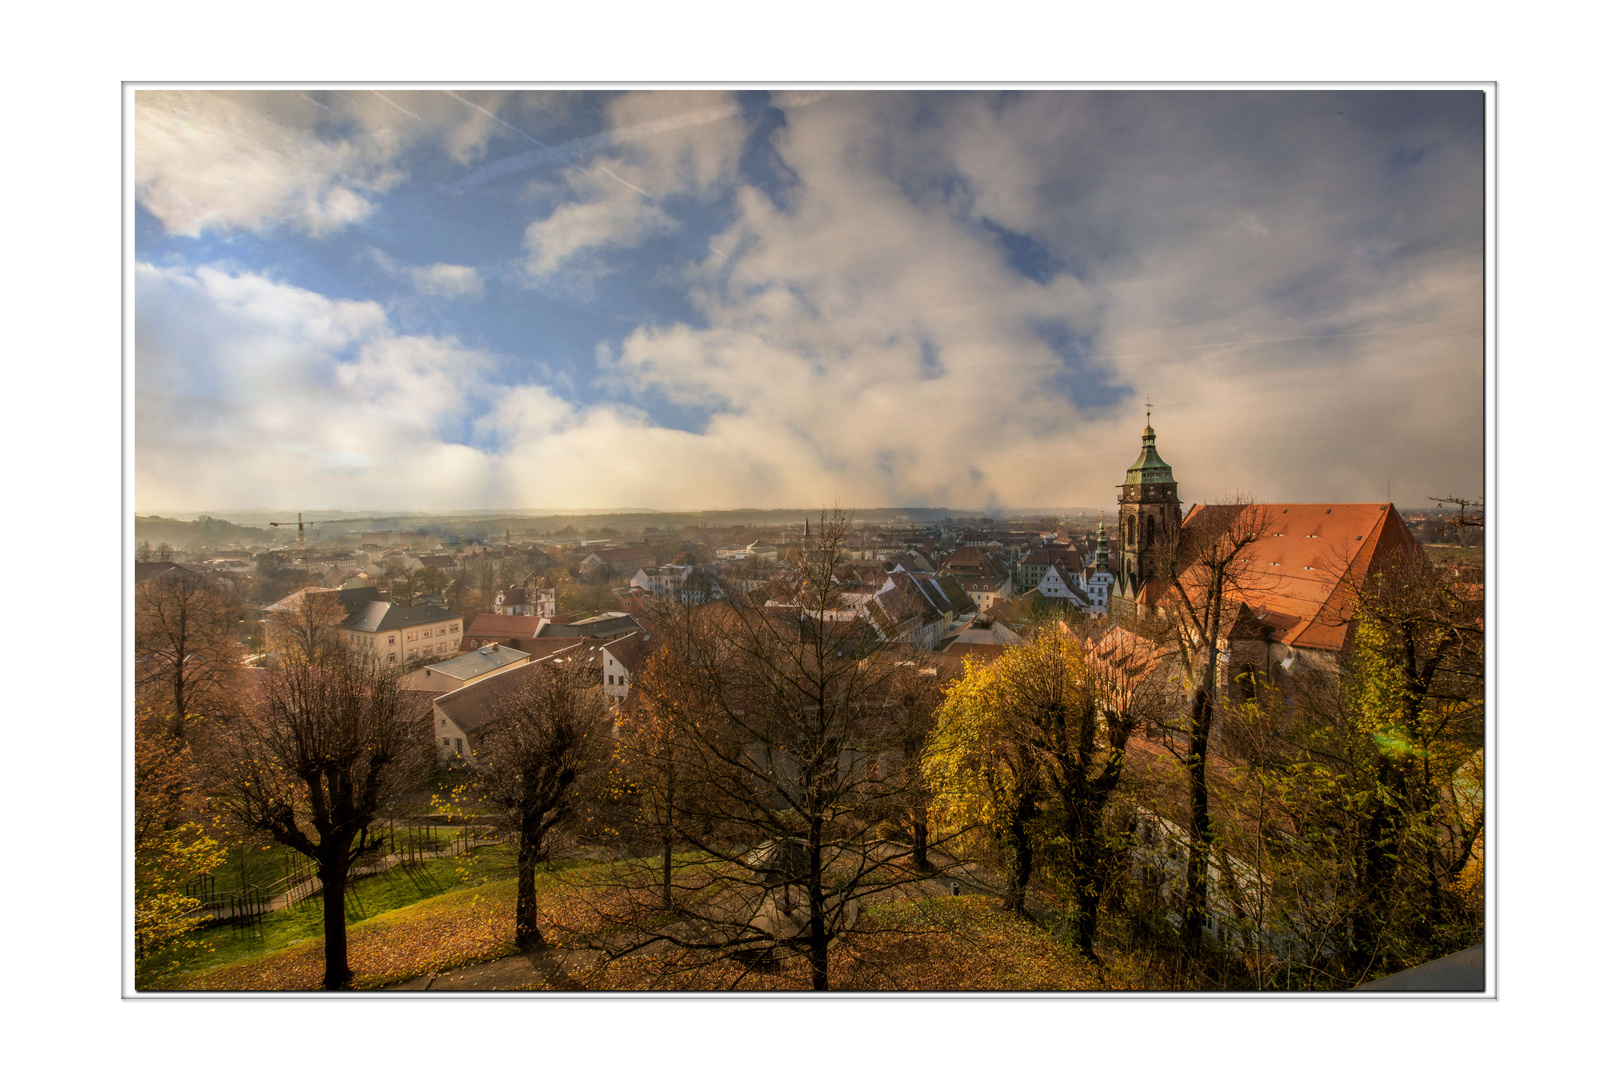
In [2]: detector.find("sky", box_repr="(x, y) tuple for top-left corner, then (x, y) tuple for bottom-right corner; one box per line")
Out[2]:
(132, 87), (1485, 517)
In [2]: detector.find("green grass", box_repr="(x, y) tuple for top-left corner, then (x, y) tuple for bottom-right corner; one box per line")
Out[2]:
(205, 842), (311, 895)
(175, 843), (521, 976)
(203, 825), (477, 896)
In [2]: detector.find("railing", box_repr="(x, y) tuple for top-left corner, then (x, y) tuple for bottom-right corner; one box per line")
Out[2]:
(180, 824), (499, 928)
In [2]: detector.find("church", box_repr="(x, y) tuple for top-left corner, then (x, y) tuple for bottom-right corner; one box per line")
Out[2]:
(1110, 416), (1182, 614)
(1104, 416), (1425, 683)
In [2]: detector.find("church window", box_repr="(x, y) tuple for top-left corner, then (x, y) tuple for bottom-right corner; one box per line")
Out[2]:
(1126, 516), (1136, 545)
(1145, 516), (1156, 547)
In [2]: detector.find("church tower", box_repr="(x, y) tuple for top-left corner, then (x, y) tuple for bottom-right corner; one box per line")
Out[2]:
(1115, 411), (1181, 600)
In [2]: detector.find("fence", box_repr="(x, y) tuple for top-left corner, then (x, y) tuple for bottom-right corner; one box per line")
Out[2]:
(180, 823), (497, 930)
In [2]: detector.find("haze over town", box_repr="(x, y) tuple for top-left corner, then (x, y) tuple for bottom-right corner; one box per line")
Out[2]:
(134, 89), (1483, 516)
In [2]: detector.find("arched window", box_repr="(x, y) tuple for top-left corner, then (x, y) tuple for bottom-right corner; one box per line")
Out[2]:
(1126, 515), (1136, 546)
(1145, 515), (1156, 548)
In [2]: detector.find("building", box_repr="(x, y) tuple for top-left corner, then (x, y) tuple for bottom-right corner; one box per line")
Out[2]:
(459, 613), (544, 651)
(1114, 417), (1182, 606)
(602, 630), (657, 705)
(410, 643), (531, 693)
(580, 547), (657, 575)
(1100, 418), (1426, 695)
(493, 577), (556, 618)
(1180, 500), (1424, 692)
(338, 599), (463, 666)
(430, 640), (611, 763)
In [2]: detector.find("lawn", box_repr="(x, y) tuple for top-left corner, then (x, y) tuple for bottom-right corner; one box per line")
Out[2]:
(149, 842), (526, 988)
(573, 895), (1147, 992)
(152, 854), (1151, 993)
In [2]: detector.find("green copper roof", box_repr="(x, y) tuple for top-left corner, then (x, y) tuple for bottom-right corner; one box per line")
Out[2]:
(1125, 425), (1176, 485)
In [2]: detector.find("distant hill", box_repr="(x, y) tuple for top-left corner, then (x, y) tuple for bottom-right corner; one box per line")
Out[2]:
(134, 506), (1111, 548)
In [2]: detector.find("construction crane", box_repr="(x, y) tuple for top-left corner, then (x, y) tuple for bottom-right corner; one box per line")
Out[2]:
(268, 514), (389, 553)
(268, 512), (316, 552)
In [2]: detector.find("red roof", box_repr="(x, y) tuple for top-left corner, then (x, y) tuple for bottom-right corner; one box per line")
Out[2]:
(461, 613), (543, 640)
(1176, 503), (1422, 652)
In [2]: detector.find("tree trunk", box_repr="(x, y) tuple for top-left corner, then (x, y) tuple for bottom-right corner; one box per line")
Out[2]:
(170, 610), (188, 741)
(1004, 812), (1035, 916)
(516, 811), (542, 950)
(910, 808), (930, 871)
(661, 760), (675, 909)
(319, 843), (352, 990)
(661, 828), (673, 911)
(808, 815), (828, 992)
(1181, 688), (1212, 954)
(1071, 799), (1103, 959)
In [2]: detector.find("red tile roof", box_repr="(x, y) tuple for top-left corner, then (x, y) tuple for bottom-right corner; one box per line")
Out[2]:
(1176, 502), (1421, 652)
(461, 613), (544, 640)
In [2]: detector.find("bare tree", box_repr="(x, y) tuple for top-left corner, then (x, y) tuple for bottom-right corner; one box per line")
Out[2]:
(207, 635), (429, 990)
(135, 568), (242, 740)
(1155, 498), (1275, 953)
(601, 510), (935, 991)
(875, 648), (946, 871)
(264, 588), (348, 667)
(472, 656), (611, 949)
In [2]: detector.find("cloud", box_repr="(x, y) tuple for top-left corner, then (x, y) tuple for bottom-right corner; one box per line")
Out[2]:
(134, 91), (1485, 514)
(134, 89), (509, 237)
(370, 249), (484, 300)
(518, 91), (751, 291)
(135, 262), (500, 510)
(521, 170), (676, 287)
(591, 90), (1483, 508)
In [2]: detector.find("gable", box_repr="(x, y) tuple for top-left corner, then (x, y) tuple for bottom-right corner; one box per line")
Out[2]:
(1177, 502), (1422, 652)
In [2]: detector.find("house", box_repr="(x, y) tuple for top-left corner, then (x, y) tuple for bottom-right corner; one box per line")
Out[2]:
(1031, 523), (1115, 615)
(630, 564), (717, 604)
(431, 661), (541, 763)
(430, 639), (613, 763)
(602, 630), (657, 705)
(936, 546), (1015, 610)
(407, 643), (530, 692)
(459, 613), (544, 651)
(536, 611), (644, 640)
(493, 577), (556, 617)
(579, 546), (657, 575)
(1035, 563), (1088, 606)
(134, 561), (206, 587)
(338, 600), (463, 666)
(940, 620), (1023, 661)
(1014, 546), (1088, 592)
(864, 571), (976, 650)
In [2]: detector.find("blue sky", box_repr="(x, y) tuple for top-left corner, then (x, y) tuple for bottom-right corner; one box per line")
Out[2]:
(133, 88), (1484, 515)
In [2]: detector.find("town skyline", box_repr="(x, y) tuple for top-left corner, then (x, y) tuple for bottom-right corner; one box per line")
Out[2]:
(134, 87), (1485, 516)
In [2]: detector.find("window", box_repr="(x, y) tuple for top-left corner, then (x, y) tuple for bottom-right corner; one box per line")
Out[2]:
(443, 738), (450, 748)
(440, 717), (446, 727)
(388, 635), (396, 645)
(454, 738), (463, 754)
